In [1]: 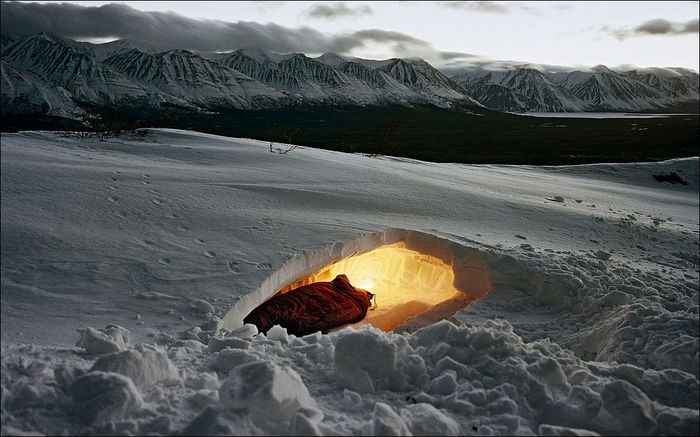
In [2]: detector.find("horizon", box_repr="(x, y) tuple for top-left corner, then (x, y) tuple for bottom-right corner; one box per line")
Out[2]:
(2, 1), (698, 71)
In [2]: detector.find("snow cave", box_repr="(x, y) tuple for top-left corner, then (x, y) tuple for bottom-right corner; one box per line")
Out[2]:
(223, 228), (494, 335)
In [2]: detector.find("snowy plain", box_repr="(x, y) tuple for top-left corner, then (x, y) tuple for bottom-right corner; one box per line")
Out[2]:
(1, 129), (698, 435)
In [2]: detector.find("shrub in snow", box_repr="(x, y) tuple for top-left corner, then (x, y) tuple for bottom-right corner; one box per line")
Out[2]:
(218, 360), (320, 425)
(91, 343), (180, 389)
(69, 371), (142, 425)
(76, 325), (130, 355)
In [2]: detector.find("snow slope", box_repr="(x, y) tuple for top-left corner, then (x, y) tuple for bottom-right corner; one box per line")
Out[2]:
(1, 130), (698, 435)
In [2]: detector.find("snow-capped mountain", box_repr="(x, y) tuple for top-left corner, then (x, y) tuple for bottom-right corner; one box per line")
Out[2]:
(1, 33), (476, 116)
(104, 49), (286, 109)
(220, 49), (475, 105)
(453, 64), (699, 112)
(1, 32), (151, 116)
(1, 32), (697, 117)
(456, 66), (581, 112)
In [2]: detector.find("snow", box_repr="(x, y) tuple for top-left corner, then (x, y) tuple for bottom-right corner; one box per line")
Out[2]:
(1, 129), (698, 435)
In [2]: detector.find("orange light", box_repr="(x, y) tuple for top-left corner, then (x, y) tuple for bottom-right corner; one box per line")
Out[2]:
(279, 243), (462, 331)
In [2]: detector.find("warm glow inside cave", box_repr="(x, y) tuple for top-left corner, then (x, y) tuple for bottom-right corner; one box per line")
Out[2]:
(277, 242), (463, 331)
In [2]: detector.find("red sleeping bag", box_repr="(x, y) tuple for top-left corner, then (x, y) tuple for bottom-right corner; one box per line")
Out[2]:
(243, 274), (374, 337)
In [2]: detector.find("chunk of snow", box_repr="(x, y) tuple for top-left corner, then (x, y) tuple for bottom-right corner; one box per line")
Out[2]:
(219, 360), (319, 425)
(400, 403), (460, 436)
(209, 348), (259, 373)
(76, 325), (130, 355)
(372, 402), (411, 436)
(69, 371), (143, 425)
(91, 344), (180, 389)
(334, 328), (397, 392)
(192, 299), (215, 315)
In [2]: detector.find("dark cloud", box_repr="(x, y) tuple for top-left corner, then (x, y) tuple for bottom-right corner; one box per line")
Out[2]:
(0, 1), (479, 66)
(439, 1), (510, 14)
(307, 2), (372, 19)
(0, 1), (342, 53)
(605, 18), (699, 39)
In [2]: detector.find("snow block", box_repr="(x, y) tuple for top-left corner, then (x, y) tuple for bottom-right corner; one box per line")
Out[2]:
(69, 371), (143, 425)
(334, 328), (397, 392)
(372, 402), (411, 436)
(76, 325), (130, 355)
(219, 360), (319, 424)
(193, 299), (216, 315)
(400, 403), (460, 436)
(91, 344), (180, 389)
(226, 324), (259, 339)
(209, 348), (258, 373)
(599, 380), (656, 435)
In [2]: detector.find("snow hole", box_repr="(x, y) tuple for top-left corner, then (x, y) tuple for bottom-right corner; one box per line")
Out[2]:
(223, 228), (493, 333)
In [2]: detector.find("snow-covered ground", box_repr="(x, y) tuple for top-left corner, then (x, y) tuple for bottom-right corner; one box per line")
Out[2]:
(1, 129), (698, 435)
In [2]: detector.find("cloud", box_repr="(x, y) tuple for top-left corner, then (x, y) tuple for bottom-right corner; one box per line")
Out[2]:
(0, 1), (347, 53)
(0, 1), (478, 66)
(307, 2), (372, 19)
(439, 1), (511, 14)
(605, 18), (699, 39)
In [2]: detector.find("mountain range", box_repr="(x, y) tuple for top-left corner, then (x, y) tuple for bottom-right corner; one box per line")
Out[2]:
(1, 32), (698, 119)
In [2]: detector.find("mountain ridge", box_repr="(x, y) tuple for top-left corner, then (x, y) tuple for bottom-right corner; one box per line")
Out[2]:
(1, 32), (697, 118)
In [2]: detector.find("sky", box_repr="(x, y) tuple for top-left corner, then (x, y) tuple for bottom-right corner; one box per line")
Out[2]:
(2, 1), (698, 71)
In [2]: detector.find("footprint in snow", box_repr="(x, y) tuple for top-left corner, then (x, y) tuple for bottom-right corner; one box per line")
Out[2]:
(142, 181), (150, 185)
(226, 260), (240, 274)
(109, 186), (119, 191)
(515, 234), (527, 240)
(546, 196), (565, 203)
(152, 198), (163, 205)
(107, 196), (118, 203)
(195, 238), (204, 244)
(204, 251), (216, 258)
(158, 258), (171, 265)
(114, 211), (126, 219)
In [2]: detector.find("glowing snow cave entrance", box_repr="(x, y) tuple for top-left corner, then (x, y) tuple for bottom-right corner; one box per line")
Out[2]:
(279, 243), (461, 331)
(223, 228), (493, 334)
